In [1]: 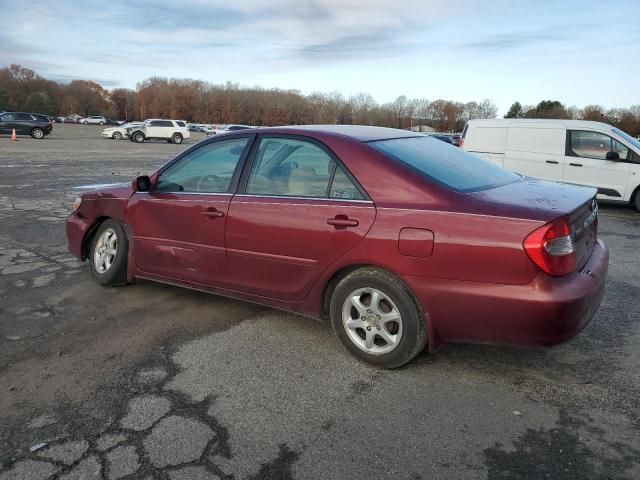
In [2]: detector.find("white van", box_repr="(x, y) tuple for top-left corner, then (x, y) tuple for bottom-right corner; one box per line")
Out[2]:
(462, 119), (640, 211)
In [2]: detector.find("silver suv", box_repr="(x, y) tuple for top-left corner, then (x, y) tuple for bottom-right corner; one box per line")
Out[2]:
(127, 119), (191, 144)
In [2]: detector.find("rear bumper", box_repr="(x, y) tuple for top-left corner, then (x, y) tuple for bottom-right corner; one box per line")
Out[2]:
(65, 213), (94, 260)
(408, 240), (609, 347)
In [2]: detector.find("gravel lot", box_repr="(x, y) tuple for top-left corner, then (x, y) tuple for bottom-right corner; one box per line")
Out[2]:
(0, 125), (639, 480)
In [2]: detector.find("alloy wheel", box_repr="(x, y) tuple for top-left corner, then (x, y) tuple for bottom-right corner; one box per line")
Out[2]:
(342, 287), (403, 355)
(93, 228), (118, 274)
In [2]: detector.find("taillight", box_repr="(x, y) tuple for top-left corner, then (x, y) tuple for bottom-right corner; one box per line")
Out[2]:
(524, 217), (576, 277)
(460, 138), (464, 148)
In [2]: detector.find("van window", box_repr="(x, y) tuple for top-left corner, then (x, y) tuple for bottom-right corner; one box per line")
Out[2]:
(507, 127), (565, 155)
(466, 127), (507, 154)
(369, 136), (519, 192)
(569, 131), (628, 161)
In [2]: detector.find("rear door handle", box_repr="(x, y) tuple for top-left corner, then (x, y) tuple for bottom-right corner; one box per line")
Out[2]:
(327, 216), (359, 228)
(569, 162), (583, 167)
(545, 160), (559, 164)
(202, 208), (224, 219)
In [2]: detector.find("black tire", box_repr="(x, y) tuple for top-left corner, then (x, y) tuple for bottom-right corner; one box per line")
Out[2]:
(634, 189), (640, 213)
(171, 133), (183, 144)
(88, 219), (128, 286)
(31, 128), (45, 139)
(99, 121), (105, 125)
(133, 131), (145, 143)
(112, 131), (123, 140)
(330, 267), (427, 369)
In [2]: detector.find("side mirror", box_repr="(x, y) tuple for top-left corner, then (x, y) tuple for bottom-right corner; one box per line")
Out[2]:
(605, 151), (620, 161)
(134, 175), (152, 192)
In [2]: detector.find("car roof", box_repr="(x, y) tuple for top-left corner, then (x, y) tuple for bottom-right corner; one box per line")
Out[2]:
(466, 118), (616, 132)
(250, 125), (423, 142)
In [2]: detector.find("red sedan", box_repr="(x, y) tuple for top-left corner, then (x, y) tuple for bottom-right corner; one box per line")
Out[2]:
(66, 125), (608, 368)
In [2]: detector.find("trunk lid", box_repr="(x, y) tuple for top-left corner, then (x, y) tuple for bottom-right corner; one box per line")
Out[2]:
(467, 176), (598, 269)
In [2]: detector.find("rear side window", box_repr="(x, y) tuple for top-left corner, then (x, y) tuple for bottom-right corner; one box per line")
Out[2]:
(329, 167), (365, 200)
(246, 138), (335, 197)
(369, 136), (519, 192)
(15, 113), (34, 121)
(176, 121), (186, 127)
(150, 120), (173, 127)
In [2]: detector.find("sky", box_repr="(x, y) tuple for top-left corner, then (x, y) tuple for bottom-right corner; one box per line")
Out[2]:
(1, 0), (639, 114)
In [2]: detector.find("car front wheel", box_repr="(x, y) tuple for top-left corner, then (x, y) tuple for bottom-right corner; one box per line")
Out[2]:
(112, 132), (122, 140)
(634, 190), (640, 213)
(31, 128), (45, 139)
(330, 267), (427, 368)
(133, 132), (145, 143)
(171, 133), (183, 144)
(89, 219), (128, 286)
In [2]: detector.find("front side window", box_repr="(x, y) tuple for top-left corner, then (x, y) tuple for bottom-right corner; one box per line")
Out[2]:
(1, 113), (16, 121)
(246, 138), (335, 197)
(156, 138), (250, 193)
(369, 135), (519, 192)
(570, 130), (628, 161)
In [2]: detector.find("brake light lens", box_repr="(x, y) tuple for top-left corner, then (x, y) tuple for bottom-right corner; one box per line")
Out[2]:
(524, 217), (576, 277)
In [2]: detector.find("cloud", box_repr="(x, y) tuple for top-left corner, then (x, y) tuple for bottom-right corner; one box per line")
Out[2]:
(460, 30), (566, 52)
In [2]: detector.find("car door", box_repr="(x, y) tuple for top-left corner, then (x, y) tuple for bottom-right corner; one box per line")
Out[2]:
(225, 135), (376, 301)
(126, 135), (254, 285)
(564, 130), (632, 200)
(12, 113), (34, 135)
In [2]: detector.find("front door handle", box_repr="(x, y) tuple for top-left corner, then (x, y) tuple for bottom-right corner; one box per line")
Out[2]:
(327, 215), (359, 228)
(569, 162), (583, 167)
(202, 208), (224, 219)
(545, 160), (559, 164)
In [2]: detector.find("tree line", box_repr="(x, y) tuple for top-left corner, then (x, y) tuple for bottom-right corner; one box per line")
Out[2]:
(1, 64), (639, 135)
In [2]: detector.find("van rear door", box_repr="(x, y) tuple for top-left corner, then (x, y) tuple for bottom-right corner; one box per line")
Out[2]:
(463, 124), (507, 167)
(504, 125), (565, 181)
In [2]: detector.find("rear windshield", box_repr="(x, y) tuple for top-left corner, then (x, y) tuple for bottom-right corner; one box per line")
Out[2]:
(368, 135), (519, 192)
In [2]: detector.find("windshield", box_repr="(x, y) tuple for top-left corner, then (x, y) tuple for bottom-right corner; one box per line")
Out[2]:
(368, 135), (519, 192)
(613, 128), (640, 151)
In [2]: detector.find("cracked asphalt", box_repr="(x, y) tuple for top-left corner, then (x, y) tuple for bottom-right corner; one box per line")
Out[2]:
(0, 125), (639, 479)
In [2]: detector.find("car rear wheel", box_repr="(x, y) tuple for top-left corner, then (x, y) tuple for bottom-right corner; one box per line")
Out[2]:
(112, 131), (122, 140)
(330, 267), (427, 368)
(89, 219), (128, 286)
(31, 128), (44, 139)
(634, 190), (640, 213)
(133, 132), (145, 143)
(171, 133), (183, 144)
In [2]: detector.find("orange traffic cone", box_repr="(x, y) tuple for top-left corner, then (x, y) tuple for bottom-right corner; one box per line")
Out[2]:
(10, 128), (17, 141)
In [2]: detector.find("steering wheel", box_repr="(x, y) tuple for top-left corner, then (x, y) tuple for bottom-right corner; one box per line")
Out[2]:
(196, 174), (221, 192)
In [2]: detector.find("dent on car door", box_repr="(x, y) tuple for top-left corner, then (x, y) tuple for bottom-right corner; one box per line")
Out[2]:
(225, 136), (376, 301)
(564, 130), (631, 199)
(126, 136), (253, 285)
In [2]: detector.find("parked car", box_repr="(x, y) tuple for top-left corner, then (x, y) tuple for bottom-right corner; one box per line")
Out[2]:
(207, 124), (252, 136)
(462, 119), (640, 211)
(66, 125), (607, 368)
(188, 125), (206, 133)
(450, 133), (461, 147)
(126, 119), (190, 144)
(102, 122), (143, 140)
(429, 134), (454, 144)
(83, 116), (107, 125)
(0, 111), (53, 138)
